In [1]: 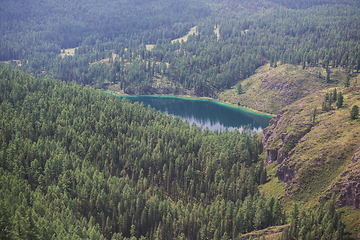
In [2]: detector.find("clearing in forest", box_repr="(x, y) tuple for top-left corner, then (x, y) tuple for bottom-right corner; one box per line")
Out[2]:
(145, 26), (198, 50)
(59, 48), (76, 58)
(171, 26), (198, 43)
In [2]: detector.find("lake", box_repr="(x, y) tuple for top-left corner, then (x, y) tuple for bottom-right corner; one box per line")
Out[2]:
(124, 95), (272, 132)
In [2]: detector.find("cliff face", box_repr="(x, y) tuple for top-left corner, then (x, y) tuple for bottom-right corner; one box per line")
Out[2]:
(261, 87), (360, 209)
(261, 109), (312, 187)
(321, 147), (360, 210)
(337, 148), (360, 210)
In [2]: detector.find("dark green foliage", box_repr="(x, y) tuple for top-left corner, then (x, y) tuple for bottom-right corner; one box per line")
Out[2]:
(322, 92), (332, 112)
(323, 90), (345, 111)
(0, 200), (13, 240)
(311, 107), (317, 124)
(0, 65), (283, 239)
(345, 75), (351, 88)
(281, 200), (345, 240)
(350, 105), (359, 119)
(336, 91), (343, 109)
(326, 66), (331, 83)
(237, 83), (243, 95)
(332, 88), (337, 102)
(1, 1), (360, 97)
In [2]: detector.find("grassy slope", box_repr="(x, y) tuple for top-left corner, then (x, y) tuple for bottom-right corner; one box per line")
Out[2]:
(258, 81), (360, 239)
(219, 63), (351, 115)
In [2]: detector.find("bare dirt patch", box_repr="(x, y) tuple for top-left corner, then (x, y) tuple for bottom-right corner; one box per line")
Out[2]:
(171, 26), (197, 44)
(59, 48), (76, 58)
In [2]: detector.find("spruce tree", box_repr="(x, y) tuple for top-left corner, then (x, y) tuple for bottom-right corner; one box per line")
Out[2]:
(350, 105), (359, 119)
(345, 75), (350, 88)
(326, 66), (331, 83)
(0, 202), (13, 240)
(333, 88), (337, 102)
(336, 92), (343, 108)
(328, 93), (332, 110)
(312, 107), (317, 124)
(237, 83), (243, 95)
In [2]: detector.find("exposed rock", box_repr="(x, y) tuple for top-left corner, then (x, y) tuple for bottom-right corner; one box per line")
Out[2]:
(321, 147), (360, 210)
(266, 148), (278, 165)
(276, 149), (288, 165)
(337, 180), (360, 209)
(262, 128), (273, 145)
(335, 147), (360, 210)
(275, 160), (295, 183)
(262, 109), (312, 179)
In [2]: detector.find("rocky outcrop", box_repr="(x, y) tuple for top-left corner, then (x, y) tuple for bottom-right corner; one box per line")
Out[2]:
(266, 148), (278, 165)
(275, 160), (296, 184)
(335, 147), (360, 210)
(337, 179), (360, 209)
(320, 147), (360, 210)
(262, 108), (312, 186)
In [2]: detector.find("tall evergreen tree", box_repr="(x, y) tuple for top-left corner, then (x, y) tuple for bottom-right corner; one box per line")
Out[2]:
(237, 83), (243, 95)
(350, 105), (359, 119)
(345, 75), (350, 88)
(336, 91), (343, 108)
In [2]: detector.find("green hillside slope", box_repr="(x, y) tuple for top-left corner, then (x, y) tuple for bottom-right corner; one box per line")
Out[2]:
(260, 83), (360, 239)
(219, 64), (353, 114)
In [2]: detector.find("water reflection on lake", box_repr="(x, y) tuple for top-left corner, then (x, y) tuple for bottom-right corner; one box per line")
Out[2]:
(125, 95), (272, 132)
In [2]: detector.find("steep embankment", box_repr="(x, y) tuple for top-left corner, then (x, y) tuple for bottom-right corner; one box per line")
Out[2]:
(260, 83), (360, 238)
(219, 63), (350, 115)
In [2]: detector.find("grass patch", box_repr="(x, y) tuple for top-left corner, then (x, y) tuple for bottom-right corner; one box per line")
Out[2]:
(340, 205), (360, 240)
(171, 26), (197, 43)
(259, 85), (360, 239)
(213, 24), (220, 40)
(146, 44), (155, 50)
(259, 174), (285, 201)
(59, 48), (76, 58)
(219, 63), (353, 115)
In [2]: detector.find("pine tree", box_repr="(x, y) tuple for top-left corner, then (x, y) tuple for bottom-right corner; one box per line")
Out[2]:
(26, 209), (39, 240)
(336, 92), (343, 108)
(345, 75), (350, 87)
(0, 201), (13, 240)
(350, 105), (359, 119)
(326, 66), (331, 83)
(312, 107), (317, 124)
(237, 83), (243, 95)
(328, 92), (332, 110)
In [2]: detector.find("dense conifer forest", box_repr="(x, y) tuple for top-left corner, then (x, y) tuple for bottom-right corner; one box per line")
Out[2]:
(0, 65), (273, 239)
(0, 65), (347, 239)
(1, 0), (359, 239)
(1, 0), (360, 96)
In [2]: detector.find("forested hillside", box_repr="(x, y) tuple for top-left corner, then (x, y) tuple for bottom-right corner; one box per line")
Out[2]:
(1, 0), (360, 98)
(0, 65), (279, 239)
(0, 65), (349, 239)
(1, 0), (360, 238)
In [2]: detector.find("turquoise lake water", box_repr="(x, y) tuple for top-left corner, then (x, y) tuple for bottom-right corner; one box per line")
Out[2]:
(123, 95), (272, 132)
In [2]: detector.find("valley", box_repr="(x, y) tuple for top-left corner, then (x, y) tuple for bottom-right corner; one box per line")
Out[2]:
(1, 0), (360, 239)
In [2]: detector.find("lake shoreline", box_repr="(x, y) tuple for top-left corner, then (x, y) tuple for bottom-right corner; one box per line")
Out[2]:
(106, 91), (275, 118)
